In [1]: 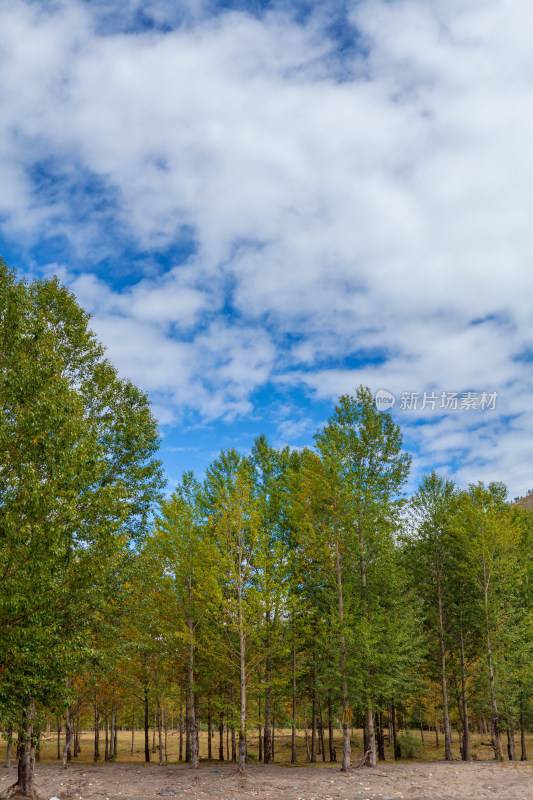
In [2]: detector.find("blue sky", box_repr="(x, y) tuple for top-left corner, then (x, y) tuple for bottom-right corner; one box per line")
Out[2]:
(2, 0), (533, 497)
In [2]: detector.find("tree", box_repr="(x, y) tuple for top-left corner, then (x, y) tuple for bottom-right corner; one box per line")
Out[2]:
(203, 450), (264, 774)
(408, 472), (459, 761)
(150, 471), (218, 769)
(0, 261), (163, 798)
(312, 386), (411, 769)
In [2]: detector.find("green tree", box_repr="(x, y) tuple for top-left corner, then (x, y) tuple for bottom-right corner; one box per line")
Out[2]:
(314, 387), (410, 768)
(0, 262), (163, 798)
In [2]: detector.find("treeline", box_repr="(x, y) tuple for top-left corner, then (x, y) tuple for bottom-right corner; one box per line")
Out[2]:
(1, 263), (533, 798)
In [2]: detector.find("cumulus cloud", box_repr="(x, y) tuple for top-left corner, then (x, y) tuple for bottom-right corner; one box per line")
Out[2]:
(1, 0), (533, 493)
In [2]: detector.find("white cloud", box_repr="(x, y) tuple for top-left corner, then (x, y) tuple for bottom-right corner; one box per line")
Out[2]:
(2, 0), (533, 494)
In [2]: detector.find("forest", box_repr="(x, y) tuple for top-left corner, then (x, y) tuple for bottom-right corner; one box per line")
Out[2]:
(1, 261), (532, 800)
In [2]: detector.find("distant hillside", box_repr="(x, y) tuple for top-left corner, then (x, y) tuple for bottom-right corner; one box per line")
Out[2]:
(512, 492), (533, 510)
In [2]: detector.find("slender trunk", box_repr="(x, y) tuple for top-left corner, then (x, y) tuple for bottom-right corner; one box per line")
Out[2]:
(483, 565), (503, 761)
(131, 709), (135, 756)
(291, 643), (297, 764)
(328, 699), (335, 762)
(185, 693), (191, 763)
(157, 699), (163, 766)
(230, 685), (236, 763)
(311, 653), (317, 763)
(364, 707), (376, 767)
(188, 588), (199, 769)
(271, 717), (274, 761)
(144, 685), (150, 763)
(62, 708), (73, 768)
(391, 705), (400, 761)
(238, 627), (247, 774)
(104, 710), (109, 762)
(507, 725), (516, 761)
(152, 711), (156, 753)
(164, 705), (168, 764)
(264, 617), (272, 764)
(113, 712), (117, 760)
(73, 713), (79, 758)
(335, 537), (351, 772)
(377, 711), (385, 761)
(226, 718), (229, 762)
(218, 713), (224, 761)
(258, 694), (262, 762)
(459, 628), (471, 761)
(94, 699), (100, 762)
(57, 719), (61, 761)
(12, 702), (35, 798)
(304, 712), (310, 761)
(437, 573), (453, 761)
(109, 707), (114, 760)
(179, 704), (183, 762)
(207, 706), (212, 760)
(520, 701), (528, 761)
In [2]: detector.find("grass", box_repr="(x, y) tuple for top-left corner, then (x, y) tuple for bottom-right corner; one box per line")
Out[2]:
(2, 727), (532, 766)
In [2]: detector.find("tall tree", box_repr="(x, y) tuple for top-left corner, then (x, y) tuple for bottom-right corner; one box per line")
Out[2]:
(0, 262), (163, 799)
(408, 472), (458, 761)
(314, 387), (410, 768)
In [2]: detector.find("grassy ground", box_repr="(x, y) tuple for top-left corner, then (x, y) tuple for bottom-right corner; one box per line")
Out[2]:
(2, 728), (531, 766)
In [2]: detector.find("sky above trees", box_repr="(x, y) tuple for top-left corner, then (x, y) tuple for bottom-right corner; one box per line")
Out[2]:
(1, 0), (532, 495)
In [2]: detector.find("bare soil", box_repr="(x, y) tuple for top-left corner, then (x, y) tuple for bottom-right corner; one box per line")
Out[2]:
(1, 760), (533, 800)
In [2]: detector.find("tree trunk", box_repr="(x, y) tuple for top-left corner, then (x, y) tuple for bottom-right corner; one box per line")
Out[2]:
(56, 719), (61, 761)
(218, 713), (224, 761)
(364, 706), (376, 767)
(459, 628), (471, 761)
(311, 656), (317, 763)
(62, 708), (73, 768)
(292, 644), (297, 764)
(437, 574), (453, 761)
(188, 589), (199, 768)
(207, 706), (212, 760)
(230, 686), (236, 763)
(179, 703), (184, 762)
(94, 699), (100, 762)
(377, 711), (385, 761)
(328, 699), (335, 762)
(131, 709), (135, 756)
(335, 538), (351, 772)
(157, 699), (163, 767)
(164, 705), (168, 764)
(507, 725), (516, 761)
(185, 693), (191, 763)
(264, 619), (272, 764)
(12, 703), (35, 799)
(110, 707), (116, 760)
(144, 685), (150, 763)
(483, 564), (503, 761)
(238, 625), (247, 775)
(520, 702), (528, 761)
(391, 705), (400, 760)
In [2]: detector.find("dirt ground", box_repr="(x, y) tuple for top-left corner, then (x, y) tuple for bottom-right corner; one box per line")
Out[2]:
(1, 760), (533, 800)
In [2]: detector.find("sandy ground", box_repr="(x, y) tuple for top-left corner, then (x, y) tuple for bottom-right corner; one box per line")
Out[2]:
(1, 760), (532, 800)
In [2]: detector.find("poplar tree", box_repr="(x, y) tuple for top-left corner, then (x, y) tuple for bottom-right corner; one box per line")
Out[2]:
(0, 262), (163, 799)
(314, 386), (411, 768)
